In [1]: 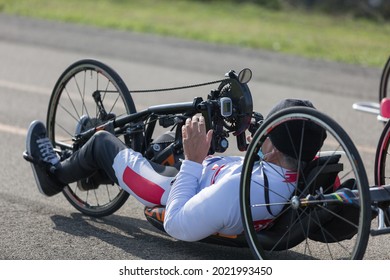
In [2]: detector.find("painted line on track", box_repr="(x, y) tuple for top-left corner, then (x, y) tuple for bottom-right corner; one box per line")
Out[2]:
(0, 79), (51, 96)
(0, 123), (27, 136)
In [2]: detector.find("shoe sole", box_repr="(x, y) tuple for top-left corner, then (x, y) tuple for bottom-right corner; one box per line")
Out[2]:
(26, 121), (60, 197)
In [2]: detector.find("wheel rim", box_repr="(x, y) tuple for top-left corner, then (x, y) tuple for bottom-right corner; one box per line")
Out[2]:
(47, 60), (134, 217)
(240, 108), (371, 260)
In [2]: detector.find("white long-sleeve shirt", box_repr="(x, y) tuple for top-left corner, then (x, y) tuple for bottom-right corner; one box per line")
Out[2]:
(164, 156), (297, 242)
(113, 149), (297, 242)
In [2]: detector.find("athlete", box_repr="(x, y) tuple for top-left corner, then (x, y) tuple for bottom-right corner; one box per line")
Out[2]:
(24, 99), (326, 242)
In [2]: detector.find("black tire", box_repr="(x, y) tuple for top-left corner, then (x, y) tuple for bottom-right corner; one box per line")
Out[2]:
(47, 59), (138, 217)
(240, 107), (371, 260)
(379, 56), (390, 103)
(375, 120), (390, 186)
(374, 119), (390, 226)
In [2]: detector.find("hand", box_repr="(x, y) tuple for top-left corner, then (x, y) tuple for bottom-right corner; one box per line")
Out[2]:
(182, 115), (213, 164)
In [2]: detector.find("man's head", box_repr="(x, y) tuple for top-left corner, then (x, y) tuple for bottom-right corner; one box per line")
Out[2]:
(263, 99), (327, 166)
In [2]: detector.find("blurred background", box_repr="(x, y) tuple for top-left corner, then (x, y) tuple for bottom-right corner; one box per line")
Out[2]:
(0, 0), (389, 67)
(1, 0), (390, 260)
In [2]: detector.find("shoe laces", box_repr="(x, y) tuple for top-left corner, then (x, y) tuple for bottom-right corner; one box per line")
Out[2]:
(37, 138), (60, 166)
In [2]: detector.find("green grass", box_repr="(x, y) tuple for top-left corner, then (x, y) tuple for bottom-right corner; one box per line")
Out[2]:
(0, 0), (389, 67)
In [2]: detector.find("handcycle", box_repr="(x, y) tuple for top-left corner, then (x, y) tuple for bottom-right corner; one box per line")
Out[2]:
(352, 55), (390, 237)
(40, 58), (390, 260)
(353, 56), (390, 186)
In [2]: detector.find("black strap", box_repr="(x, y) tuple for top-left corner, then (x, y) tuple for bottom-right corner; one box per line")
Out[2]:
(263, 169), (276, 217)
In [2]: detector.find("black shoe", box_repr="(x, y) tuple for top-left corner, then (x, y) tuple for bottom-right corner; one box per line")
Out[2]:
(25, 120), (64, 196)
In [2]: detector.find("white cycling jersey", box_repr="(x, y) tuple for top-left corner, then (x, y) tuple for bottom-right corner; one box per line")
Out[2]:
(113, 149), (297, 242)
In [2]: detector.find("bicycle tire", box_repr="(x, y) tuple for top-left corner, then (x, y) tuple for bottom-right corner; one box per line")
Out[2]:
(375, 119), (390, 186)
(379, 56), (390, 103)
(240, 107), (371, 260)
(374, 119), (390, 226)
(47, 59), (139, 217)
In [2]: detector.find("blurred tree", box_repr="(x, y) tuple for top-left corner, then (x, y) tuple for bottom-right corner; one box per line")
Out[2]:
(286, 0), (390, 20)
(189, 0), (390, 21)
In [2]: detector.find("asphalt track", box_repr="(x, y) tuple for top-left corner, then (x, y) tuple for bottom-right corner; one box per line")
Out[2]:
(0, 14), (388, 260)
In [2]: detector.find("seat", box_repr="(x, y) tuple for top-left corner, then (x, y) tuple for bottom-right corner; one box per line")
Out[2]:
(256, 154), (344, 251)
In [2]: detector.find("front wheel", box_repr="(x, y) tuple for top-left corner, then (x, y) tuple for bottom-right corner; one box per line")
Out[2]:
(240, 107), (371, 260)
(47, 59), (138, 217)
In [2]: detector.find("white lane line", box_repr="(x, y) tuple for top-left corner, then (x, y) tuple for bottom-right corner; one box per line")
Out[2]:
(0, 79), (51, 96)
(0, 123), (27, 136)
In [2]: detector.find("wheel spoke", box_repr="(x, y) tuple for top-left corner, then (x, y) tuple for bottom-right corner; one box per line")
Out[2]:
(47, 60), (137, 217)
(240, 108), (371, 259)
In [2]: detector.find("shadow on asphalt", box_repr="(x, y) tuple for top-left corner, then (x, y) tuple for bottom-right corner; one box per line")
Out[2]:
(50, 212), (254, 260)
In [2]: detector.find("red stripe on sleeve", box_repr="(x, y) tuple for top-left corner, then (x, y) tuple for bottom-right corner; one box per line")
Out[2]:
(122, 166), (165, 205)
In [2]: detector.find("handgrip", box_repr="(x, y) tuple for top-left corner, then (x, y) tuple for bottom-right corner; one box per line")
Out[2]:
(236, 132), (248, 151)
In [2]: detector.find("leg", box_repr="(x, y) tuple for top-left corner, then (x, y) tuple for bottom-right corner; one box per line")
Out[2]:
(55, 130), (126, 185)
(56, 130), (179, 206)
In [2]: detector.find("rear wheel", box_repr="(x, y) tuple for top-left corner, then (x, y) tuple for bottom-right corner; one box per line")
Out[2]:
(374, 119), (390, 226)
(375, 120), (390, 186)
(240, 107), (371, 259)
(379, 56), (390, 102)
(47, 59), (139, 217)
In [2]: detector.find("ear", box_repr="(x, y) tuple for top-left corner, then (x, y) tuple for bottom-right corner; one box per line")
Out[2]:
(263, 148), (277, 161)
